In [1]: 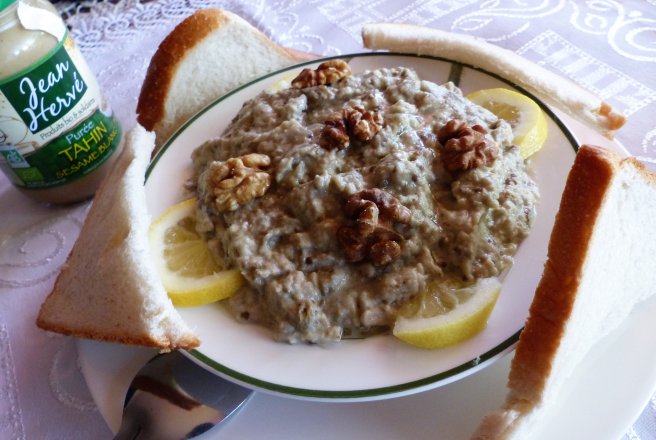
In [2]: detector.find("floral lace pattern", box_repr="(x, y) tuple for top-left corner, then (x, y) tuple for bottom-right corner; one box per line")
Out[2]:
(1, 1), (654, 439)
(49, 0), (656, 168)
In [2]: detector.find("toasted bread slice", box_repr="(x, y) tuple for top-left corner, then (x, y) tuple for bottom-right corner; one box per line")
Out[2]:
(36, 124), (199, 351)
(137, 8), (315, 149)
(471, 145), (656, 439)
(361, 24), (626, 139)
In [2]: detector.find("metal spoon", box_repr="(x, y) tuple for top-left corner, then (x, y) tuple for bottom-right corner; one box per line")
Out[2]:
(113, 350), (253, 440)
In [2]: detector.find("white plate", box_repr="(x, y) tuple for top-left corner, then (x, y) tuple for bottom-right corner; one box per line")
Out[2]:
(78, 54), (656, 439)
(79, 286), (656, 439)
(144, 53), (579, 400)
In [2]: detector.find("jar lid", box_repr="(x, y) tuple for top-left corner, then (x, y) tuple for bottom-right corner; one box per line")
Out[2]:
(0, 0), (17, 13)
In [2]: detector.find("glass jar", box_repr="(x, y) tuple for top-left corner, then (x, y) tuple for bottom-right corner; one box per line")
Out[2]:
(0, 0), (122, 204)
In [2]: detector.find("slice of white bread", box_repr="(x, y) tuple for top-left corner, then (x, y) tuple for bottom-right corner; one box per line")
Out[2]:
(471, 145), (656, 439)
(361, 24), (626, 139)
(136, 8), (315, 149)
(36, 124), (199, 351)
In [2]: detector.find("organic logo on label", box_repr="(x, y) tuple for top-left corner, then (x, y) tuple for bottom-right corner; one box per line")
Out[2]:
(0, 145), (30, 168)
(0, 43), (87, 134)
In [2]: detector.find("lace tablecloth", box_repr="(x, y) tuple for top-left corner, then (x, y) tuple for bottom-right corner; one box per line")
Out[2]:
(1, 1), (655, 439)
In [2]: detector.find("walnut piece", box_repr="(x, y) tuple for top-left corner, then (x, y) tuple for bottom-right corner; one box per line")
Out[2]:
(207, 153), (271, 212)
(343, 106), (383, 142)
(292, 59), (352, 88)
(319, 114), (350, 150)
(337, 189), (411, 266)
(319, 106), (383, 150)
(344, 188), (412, 225)
(437, 119), (499, 172)
(369, 240), (401, 267)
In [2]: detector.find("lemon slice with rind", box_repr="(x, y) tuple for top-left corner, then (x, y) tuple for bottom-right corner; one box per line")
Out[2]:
(149, 198), (245, 307)
(393, 277), (502, 349)
(467, 88), (548, 159)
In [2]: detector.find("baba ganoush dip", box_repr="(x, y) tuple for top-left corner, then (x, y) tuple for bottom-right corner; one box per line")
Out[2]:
(192, 60), (539, 344)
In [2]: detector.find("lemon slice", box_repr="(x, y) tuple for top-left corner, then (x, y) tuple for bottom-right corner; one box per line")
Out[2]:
(393, 277), (502, 349)
(467, 88), (548, 159)
(149, 198), (245, 307)
(267, 73), (297, 91)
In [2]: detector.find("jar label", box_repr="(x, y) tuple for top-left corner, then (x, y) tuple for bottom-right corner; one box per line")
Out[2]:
(0, 33), (121, 189)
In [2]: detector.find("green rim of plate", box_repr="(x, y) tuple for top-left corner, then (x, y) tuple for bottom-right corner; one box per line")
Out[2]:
(146, 51), (580, 400)
(185, 329), (521, 399)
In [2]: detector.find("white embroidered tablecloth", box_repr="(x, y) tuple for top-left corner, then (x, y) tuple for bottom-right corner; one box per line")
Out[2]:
(1, 1), (655, 439)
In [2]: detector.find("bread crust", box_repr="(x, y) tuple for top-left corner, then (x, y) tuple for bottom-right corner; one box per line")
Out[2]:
(36, 314), (197, 350)
(136, 9), (314, 137)
(137, 9), (230, 132)
(506, 145), (618, 402)
(361, 23), (626, 138)
(472, 145), (656, 439)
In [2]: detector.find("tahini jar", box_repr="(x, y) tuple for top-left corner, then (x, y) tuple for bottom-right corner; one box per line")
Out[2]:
(0, 0), (122, 203)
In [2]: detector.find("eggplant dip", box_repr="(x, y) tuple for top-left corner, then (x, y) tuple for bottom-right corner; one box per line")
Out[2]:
(191, 60), (539, 344)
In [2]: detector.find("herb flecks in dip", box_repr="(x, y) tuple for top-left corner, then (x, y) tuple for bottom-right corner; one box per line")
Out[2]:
(192, 62), (539, 344)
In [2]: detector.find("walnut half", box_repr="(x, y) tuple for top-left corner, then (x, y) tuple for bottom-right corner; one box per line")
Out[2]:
(319, 106), (384, 150)
(337, 189), (411, 266)
(292, 59), (352, 89)
(343, 106), (383, 142)
(206, 153), (271, 212)
(319, 114), (350, 150)
(437, 119), (499, 172)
